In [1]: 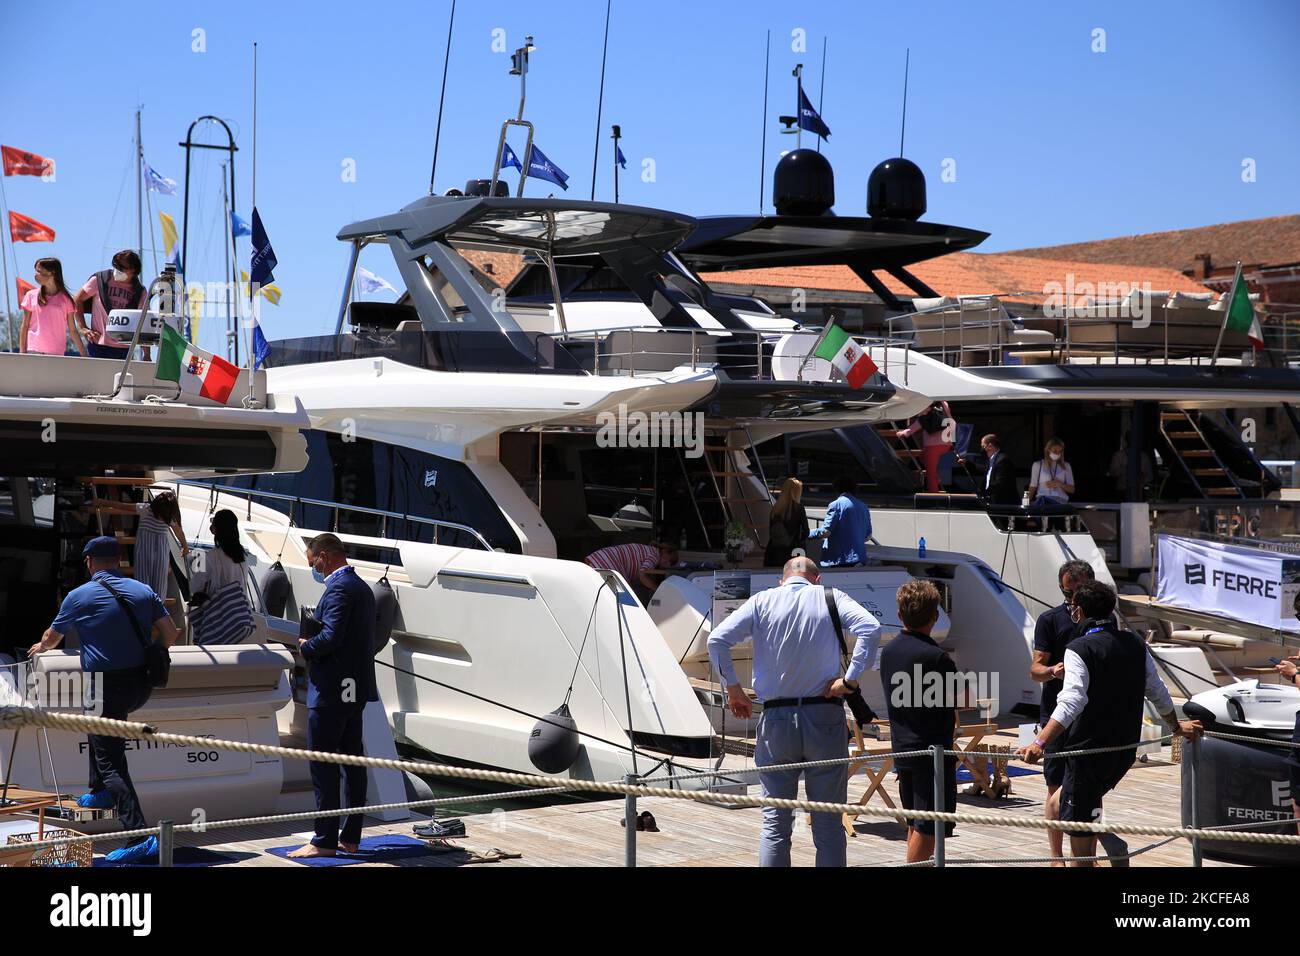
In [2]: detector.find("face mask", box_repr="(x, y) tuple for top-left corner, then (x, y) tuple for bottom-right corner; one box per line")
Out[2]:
(1049, 453), (1062, 462)
(112, 269), (129, 282)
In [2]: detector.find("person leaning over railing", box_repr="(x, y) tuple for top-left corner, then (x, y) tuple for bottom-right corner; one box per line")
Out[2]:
(708, 556), (881, 868)
(1018, 581), (1202, 867)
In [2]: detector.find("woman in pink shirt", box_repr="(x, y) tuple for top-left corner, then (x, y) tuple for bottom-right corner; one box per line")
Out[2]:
(896, 400), (955, 494)
(19, 257), (80, 355)
(73, 249), (147, 359)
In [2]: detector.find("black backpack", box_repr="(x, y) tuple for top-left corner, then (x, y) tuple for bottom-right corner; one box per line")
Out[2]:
(920, 405), (946, 435)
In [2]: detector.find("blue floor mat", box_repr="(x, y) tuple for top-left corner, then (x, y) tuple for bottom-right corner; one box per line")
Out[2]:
(94, 846), (239, 868)
(266, 834), (434, 867)
(956, 764), (1040, 782)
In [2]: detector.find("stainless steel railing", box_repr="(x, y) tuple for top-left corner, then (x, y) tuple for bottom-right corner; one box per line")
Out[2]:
(177, 480), (495, 551)
(549, 325), (906, 384)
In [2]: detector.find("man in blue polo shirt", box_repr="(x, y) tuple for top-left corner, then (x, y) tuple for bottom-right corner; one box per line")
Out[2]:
(28, 536), (178, 864)
(1028, 559), (1093, 865)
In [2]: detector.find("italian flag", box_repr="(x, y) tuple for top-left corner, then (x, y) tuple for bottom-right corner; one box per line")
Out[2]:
(1223, 267), (1264, 350)
(156, 323), (239, 403)
(813, 322), (879, 388)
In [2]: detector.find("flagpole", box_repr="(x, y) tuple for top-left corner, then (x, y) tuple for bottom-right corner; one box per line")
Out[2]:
(0, 172), (13, 350)
(245, 40), (259, 372)
(816, 37), (827, 155)
(589, 0), (612, 202)
(758, 29), (769, 215)
(222, 163), (233, 351)
(794, 315), (838, 382)
(611, 125), (621, 203)
(794, 65), (803, 151)
(428, 0), (456, 195)
(1211, 261), (1243, 367)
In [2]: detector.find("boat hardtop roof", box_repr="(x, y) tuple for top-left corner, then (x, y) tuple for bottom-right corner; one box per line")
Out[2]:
(337, 195), (697, 257)
(677, 213), (989, 271)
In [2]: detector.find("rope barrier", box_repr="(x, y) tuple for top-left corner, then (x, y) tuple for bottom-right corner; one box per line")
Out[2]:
(3, 704), (1298, 861)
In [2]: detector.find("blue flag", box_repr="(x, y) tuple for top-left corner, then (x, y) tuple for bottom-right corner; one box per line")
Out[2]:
(616, 144), (627, 169)
(525, 144), (569, 190)
(798, 87), (831, 140)
(231, 211), (252, 238)
(250, 207), (277, 286)
(499, 142), (523, 172)
(252, 320), (272, 370)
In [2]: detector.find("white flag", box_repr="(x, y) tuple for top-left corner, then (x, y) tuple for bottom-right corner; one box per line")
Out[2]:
(356, 266), (398, 295)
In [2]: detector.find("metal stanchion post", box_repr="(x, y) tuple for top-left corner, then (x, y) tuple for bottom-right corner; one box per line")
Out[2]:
(624, 773), (638, 867)
(159, 820), (174, 868)
(1189, 736), (1203, 867)
(931, 744), (945, 868)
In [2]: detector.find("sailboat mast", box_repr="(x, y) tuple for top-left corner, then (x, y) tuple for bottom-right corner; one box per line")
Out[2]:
(222, 163), (233, 356)
(135, 108), (143, 264)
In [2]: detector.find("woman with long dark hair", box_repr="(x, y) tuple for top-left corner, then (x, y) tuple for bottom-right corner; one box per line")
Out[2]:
(189, 509), (254, 644)
(19, 257), (81, 355)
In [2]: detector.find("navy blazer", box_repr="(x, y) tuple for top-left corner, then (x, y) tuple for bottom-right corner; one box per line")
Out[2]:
(301, 566), (379, 709)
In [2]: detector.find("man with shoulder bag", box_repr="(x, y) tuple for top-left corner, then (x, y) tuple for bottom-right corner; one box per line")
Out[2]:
(29, 536), (177, 863)
(708, 556), (881, 866)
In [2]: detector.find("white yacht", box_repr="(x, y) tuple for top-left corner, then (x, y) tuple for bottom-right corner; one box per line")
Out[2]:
(0, 343), (413, 830)
(178, 192), (1049, 787)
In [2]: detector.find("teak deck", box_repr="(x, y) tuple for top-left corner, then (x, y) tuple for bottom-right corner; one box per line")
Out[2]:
(73, 726), (1249, 868)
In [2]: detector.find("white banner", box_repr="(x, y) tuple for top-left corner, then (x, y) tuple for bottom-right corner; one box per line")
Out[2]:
(1155, 535), (1300, 630)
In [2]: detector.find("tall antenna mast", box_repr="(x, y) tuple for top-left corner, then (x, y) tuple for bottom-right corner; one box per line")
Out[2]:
(793, 64), (803, 150)
(429, 0), (457, 195)
(817, 37), (827, 154)
(758, 29), (770, 214)
(899, 48), (910, 157)
(589, 0), (612, 201)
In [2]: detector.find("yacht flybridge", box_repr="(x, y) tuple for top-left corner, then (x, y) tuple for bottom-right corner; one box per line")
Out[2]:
(0, 349), (415, 828)
(170, 191), (1053, 784)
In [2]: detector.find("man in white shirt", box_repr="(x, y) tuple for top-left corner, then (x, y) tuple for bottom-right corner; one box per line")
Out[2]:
(708, 556), (881, 867)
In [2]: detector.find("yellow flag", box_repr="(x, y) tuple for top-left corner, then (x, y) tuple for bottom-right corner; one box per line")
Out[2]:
(159, 211), (178, 257)
(187, 286), (205, 343)
(240, 269), (282, 305)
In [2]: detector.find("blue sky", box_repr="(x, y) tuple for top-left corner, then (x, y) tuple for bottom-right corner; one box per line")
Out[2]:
(2, 0), (1297, 356)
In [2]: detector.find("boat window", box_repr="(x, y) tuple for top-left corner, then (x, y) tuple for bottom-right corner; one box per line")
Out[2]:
(219, 430), (520, 554)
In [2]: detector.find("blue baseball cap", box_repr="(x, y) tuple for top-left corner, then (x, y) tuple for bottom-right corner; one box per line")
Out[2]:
(82, 536), (120, 559)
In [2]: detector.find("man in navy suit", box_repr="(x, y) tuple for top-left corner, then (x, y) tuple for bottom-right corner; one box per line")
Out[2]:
(288, 533), (378, 859)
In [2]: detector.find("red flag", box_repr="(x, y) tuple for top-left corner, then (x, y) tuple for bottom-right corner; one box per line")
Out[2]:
(9, 211), (55, 243)
(16, 277), (35, 300)
(2, 145), (54, 177)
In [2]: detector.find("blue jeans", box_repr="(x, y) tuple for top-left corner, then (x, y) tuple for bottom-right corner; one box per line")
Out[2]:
(755, 703), (849, 867)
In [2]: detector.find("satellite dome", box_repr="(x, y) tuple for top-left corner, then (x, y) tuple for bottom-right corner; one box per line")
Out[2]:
(867, 157), (926, 220)
(773, 149), (835, 216)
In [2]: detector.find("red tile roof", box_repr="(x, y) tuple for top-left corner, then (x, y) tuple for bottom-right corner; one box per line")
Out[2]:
(700, 252), (1211, 306)
(1003, 214), (1300, 274)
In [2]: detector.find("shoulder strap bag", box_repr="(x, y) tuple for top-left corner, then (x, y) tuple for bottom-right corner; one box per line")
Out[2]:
(98, 577), (171, 688)
(824, 585), (876, 728)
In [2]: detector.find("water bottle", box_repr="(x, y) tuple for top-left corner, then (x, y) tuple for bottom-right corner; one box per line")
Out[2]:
(918, 536), (926, 558)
